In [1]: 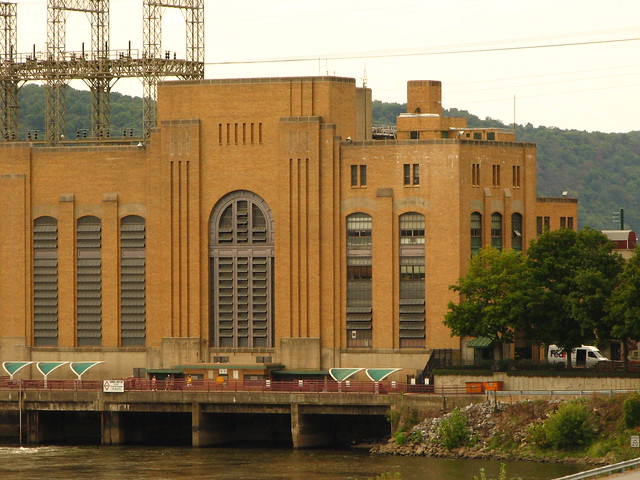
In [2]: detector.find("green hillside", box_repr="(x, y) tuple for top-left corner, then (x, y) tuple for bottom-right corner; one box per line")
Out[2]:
(13, 86), (640, 232)
(373, 100), (640, 233)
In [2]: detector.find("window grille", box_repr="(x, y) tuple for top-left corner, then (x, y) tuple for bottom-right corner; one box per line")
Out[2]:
(34, 217), (58, 346)
(120, 215), (146, 346)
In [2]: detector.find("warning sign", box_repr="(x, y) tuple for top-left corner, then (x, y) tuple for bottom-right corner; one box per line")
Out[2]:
(103, 380), (125, 393)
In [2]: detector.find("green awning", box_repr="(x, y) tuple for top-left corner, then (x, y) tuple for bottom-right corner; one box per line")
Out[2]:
(2, 361), (34, 379)
(36, 361), (68, 377)
(329, 368), (363, 382)
(467, 337), (493, 348)
(69, 361), (104, 379)
(365, 368), (401, 382)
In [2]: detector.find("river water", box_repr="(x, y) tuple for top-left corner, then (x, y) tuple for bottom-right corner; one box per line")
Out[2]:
(0, 445), (586, 480)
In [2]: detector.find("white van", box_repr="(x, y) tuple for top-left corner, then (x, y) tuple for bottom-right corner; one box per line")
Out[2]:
(547, 345), (608, 368)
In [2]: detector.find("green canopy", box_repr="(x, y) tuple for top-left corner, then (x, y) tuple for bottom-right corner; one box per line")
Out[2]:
(329, 368), (363, 382)
(365, 368), (401, 382)
(467, 337), (493, 348)
(36, 361), (68, 378)
(2, 361), (34, 379)
(69, 361), (104, 379)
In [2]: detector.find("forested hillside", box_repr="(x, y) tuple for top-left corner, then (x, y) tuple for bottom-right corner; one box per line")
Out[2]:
(373, 100), (640, 232)
(14, 86), (640, 232)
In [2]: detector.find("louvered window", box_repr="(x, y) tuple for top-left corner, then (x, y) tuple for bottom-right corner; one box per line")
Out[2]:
(471, 212), (482, 256)
(399, 213), (425, 348)
(491, 212), (503, 251)
(77, 216), (102, 346)
(120, 215), (146, 346)
(210, 192), (274, 348)
(347, 213), (372, 348)
(34, 217), (59, 346)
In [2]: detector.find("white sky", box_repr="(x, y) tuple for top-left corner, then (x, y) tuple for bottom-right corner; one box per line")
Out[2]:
(14, 0), (640, 133)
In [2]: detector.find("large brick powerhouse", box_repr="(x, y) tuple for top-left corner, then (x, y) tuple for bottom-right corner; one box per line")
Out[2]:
(0, 77), (576, 380)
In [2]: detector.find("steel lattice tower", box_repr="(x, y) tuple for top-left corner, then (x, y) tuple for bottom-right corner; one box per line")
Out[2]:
(0, 0), (204, 143)
(0, 2), (18, 140)
(143, 0), (204, 137)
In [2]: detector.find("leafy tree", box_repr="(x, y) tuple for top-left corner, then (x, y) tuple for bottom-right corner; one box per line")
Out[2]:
(525, 227), (623, 367)
(606, 248), (640, 366)
(445, 247), (531, 361)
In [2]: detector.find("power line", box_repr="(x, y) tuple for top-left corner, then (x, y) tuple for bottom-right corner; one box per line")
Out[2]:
(205, 36), (640, 66)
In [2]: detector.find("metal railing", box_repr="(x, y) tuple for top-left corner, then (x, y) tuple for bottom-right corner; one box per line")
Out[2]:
(0, 378), (473, 395)
(552, 457), (640, 479)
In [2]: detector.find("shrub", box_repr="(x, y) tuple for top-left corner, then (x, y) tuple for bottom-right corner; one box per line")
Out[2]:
(623, 392), (640, 429)
(543, 400), (594, 450)
(438, 408), (469, 450)
(393, 431), (407, 446)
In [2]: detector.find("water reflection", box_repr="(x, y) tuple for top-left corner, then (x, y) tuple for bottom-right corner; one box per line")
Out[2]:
(0, 446), (586, 480)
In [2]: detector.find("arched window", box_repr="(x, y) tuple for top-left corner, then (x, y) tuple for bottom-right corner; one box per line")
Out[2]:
(121, 215), (146, 346)
(209, 191), (274, 348)
(346, 213), (372, 348)
(399, 212), (425, 348)
(470, 212), (482, 256)
(33, 216), (58, 346)
(511, 213), (523, 252)
(491, 213), (503, 251)
(77, 216), (102, 346)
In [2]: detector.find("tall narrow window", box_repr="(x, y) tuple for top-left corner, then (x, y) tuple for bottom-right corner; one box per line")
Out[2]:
(399, 213), (425, 348)
(210, 191), (274, 348)
(512, 165), (521, 188)
(471, 212), (482, 256)
(350, 165), (367, 187)
(492, 165), (501, 187)
(491, 213), (503, 250)
(567, 217), (574, 230)
(121, 215), (146, 346)
(347, 213), (372, 348)
(560, 217), (567, 229)
(472, 164), (480, 186)
(511, 213), (523, 252)
(536, 216), (543, 236)
(33, 216), (58, 346)
(77, 216), (102, 346)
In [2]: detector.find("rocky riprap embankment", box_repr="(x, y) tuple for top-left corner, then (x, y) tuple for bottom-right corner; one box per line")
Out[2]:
(371, 400), (606, 465)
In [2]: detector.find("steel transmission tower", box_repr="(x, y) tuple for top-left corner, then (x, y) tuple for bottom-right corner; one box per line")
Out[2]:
(0, 0), (204, 144)
(143, 0), (204, 137)
(0, 2), (18, 141)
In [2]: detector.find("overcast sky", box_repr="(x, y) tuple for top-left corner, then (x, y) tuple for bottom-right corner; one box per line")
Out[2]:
(14, 0), (640, 133)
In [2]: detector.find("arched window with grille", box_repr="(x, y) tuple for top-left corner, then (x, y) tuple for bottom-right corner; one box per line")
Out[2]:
(209, 191), (274, 348)
(76, 216), (102, 346)
(33, 216), (58, 346)
(471, 212), (482, 256)
(346, 212), (372, 348)
(511, 213), (523, 252)
(120, 215), (146, 346)
(491, 212), (503, 251)
(399, 212), (425, 348)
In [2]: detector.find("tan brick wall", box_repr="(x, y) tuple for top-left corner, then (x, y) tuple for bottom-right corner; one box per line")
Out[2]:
(0, 77), (577, 378)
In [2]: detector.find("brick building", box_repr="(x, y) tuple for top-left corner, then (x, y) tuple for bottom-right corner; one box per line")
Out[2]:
(0, 77), (577, 380)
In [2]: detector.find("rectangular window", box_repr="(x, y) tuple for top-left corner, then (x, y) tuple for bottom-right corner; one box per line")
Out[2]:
(351, 165), (367, 187)
(234, 123), (238, 145)
(473, 132), (482, 140)
(351, 165), (358, 187)
(218, 124), (222, 145)
(259, 123), (263, 144)
(250, 123), (255, 144)
(560, 217), (566, 228)
(472, 164), (480, 186)
(568, 217), (574, 230)
(544, 216), (550, 232)
(512, 165), (521, 188)
(410, 131), (419, 139)
(536, 216), (543, 236)
(492, 165), (501, 187)
(226, 123), (230, 145)
(403, 164), (420, 186)
(487, 132), (496, 141)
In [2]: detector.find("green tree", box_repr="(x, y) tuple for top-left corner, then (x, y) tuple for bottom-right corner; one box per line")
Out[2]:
(606, 248), (640, 366)
(525, 227), (623, 368)
(445, 247), (531, 361)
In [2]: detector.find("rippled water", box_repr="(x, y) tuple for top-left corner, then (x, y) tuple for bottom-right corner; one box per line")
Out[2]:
(0, 446), (586, 480)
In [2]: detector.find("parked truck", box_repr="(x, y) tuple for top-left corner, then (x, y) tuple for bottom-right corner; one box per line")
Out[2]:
(547, 345), (608, 368)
